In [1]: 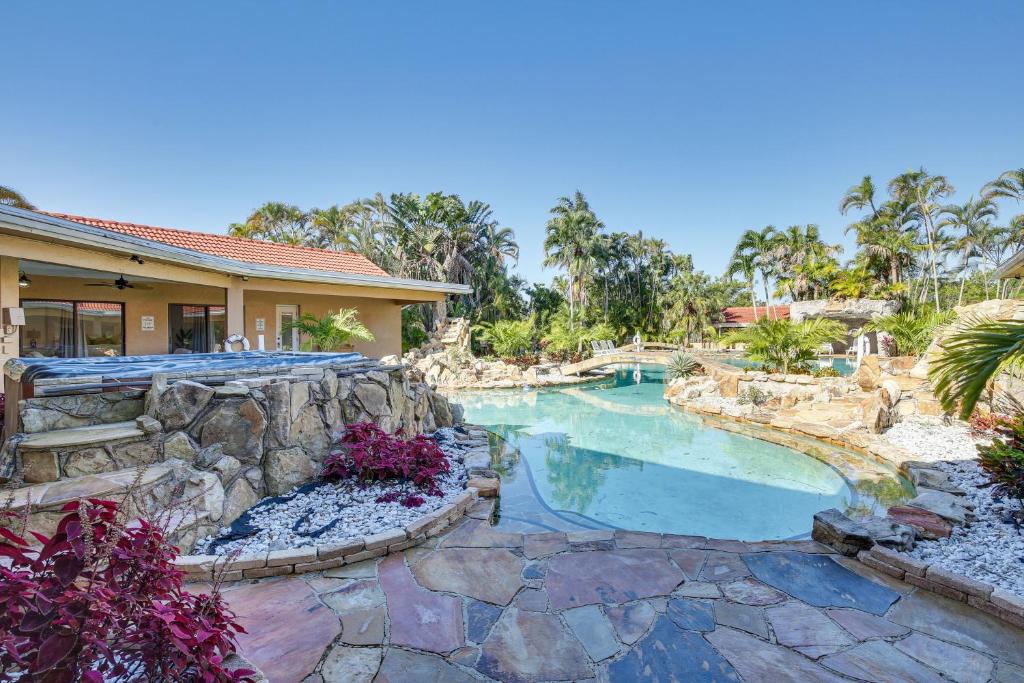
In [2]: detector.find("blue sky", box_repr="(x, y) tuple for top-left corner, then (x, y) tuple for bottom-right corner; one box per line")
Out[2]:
(2, 1), (1022, 285)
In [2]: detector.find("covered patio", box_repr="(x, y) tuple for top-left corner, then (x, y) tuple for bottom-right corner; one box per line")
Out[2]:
(0, 207), (469, 372)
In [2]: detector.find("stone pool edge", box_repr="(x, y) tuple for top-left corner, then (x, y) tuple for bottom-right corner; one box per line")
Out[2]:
(668, 399), (1024, 630)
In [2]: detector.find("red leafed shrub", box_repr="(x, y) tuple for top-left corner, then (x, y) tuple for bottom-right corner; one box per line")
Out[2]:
(0, 499), (254, 682)
(322, 422), (450, 501)
(969, 412), (1011, 436)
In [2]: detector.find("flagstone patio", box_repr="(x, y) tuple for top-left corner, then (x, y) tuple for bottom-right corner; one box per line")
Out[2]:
(212, 503), (1024, 682)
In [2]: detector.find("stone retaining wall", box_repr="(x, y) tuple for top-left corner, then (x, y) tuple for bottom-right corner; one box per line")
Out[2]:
(20, 390), (145, 433)
(856, 545), (1024, 629)
(175, 489), (482, 582)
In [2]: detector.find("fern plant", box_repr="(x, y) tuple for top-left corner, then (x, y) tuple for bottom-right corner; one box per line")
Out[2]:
(474, 317), (536, 357)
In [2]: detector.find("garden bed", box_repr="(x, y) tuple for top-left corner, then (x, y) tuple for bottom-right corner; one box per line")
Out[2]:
(193, 427), (476, 556)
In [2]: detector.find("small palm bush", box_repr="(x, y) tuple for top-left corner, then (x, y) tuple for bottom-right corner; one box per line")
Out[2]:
(284, 308), (375, 351)
(864, 308), (955, 357)
(931, 317), (1024, 418)
(722, 318), (846, 374)
(667, 352), (699, 380)
(474, 318), (535, 357)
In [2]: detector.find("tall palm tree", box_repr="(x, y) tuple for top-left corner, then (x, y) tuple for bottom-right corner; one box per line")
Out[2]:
(839, 176), (878, 217)
(543, 191), (603, 329)
(731, 226), (780, 318)
(888, 169), (955, 310)
(0, 185), (35, 210)
(726, 251), (760, 320)
(938, 197), (999, 303)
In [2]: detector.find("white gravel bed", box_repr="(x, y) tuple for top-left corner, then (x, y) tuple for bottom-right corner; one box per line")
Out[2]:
(195, 428), (475, 556)
(881, 417), (1024, 596)
(909, 457), (1024, 596)
(880, 416), (984, 463)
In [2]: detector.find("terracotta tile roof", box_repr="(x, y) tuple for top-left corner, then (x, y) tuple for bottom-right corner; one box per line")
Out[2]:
(41, 212), (390, 278)
(721, 305), (790, 325)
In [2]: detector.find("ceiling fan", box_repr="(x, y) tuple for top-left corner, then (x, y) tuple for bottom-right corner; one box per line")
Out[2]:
(85, 275), (154, 291)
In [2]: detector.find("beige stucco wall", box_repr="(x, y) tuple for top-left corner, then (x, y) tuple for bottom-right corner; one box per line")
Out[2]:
(241, 290), (402, 358)
(11, 275), (403, 359)
(20, 275), (226, 356)
(0, 256), (20, 373)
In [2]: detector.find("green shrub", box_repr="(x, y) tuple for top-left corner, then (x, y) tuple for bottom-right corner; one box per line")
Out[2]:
(864, 307), (956, 357)
(474, 318), (535, 357)
(721, 318), (846, 374)
(737, 386), (772, 406)
(667, 352), (699, 380)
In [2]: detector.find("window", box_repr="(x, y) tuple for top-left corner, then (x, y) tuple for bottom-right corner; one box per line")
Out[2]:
(168, 304), (226, 353)
(21, 300), (125, 358)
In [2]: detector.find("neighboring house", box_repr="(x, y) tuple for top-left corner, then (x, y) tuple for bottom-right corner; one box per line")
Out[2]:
(995, 251), (1024, 280)
(712, 305), (791, 334)
(0, 206), (469, 371)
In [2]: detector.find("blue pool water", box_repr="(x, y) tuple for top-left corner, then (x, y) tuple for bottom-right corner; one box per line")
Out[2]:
(450, 365), (905, 539)
(716, 355), (856, 376)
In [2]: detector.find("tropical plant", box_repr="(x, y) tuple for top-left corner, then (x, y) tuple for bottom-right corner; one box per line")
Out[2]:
(321, 422), (451, 501)
(722, 318), (846, 374)
(543, 191), (604, 328)
(974, 415), (1024, 511)
(541, 307), (616, 355)
(667, 352), (699, 380)
(888, 169), (955, 310)
(930, 317), (1024, 418)
(938, 197), (1000, 303)
(0, 499), (253, 681)
(0, 185), (35, 209)
(863, 308), (955, 357)
(474, 318), (536, 357)
(839, 176), (878, 217)
(228, 202), (311, 245)
(982, 168), (1024, 203)
(730, 226), (781, 319)
(283, 309), (375, 351)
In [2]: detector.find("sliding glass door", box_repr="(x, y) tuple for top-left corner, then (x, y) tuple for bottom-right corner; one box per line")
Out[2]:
(168, 304), (226, 353)
(21, 300), (124, 358)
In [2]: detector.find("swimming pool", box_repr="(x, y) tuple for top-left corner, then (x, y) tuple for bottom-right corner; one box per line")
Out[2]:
(715, 355), (857, 376)
(449, 365), (907, 539)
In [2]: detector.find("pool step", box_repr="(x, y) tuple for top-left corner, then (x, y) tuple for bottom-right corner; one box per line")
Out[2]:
(18, 421), (144, 450)
(16, 421), (148, 484)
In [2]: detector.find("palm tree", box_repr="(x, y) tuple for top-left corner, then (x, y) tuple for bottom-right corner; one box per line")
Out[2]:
(543, 191), (603, 329)
(726, 251), (760, 320)
(229, 202), (310, 245)
(938, 197), (999, 303)
(930, 317), (1024, 418)
(982, 168), (1024, 203)
(888, 169), (955, 310)
(731, 226), (780, 319)
(0, 185), (35, 210)
(839, 176), (878, 217)
(721, 318), (847, 374)
(283, 309), (375, 351)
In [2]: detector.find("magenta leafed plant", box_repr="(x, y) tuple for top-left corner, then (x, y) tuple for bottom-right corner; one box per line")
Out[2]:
(0, 499), (254, 682)
(322, 422), (451, 503)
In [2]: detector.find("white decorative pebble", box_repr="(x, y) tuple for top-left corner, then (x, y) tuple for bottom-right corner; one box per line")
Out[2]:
(195, 428), (477, 556)
(883, 418), (1023, 597)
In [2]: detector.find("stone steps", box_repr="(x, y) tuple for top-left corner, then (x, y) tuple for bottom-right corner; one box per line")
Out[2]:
(16, 421), (149, 483)
(8, 463), (176, 538)
(17, 421), (145, 450)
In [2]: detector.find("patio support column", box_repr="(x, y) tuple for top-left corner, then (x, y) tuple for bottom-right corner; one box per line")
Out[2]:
(0, 256), (20, 371)
(226, 279), (245, 342)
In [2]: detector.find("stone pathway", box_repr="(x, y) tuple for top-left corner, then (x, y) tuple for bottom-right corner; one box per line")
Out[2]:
(215, 503), (1024, 682)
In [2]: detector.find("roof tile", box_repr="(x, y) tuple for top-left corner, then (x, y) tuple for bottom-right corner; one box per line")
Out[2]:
(722, 306), (790, 324)
(41, 212), (390, 278)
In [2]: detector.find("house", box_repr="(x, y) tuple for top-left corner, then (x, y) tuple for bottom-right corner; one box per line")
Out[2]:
(713, 305), (790, 334)
(0, 206), (469, 371)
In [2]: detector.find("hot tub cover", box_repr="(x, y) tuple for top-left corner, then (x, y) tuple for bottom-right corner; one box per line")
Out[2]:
(4, 351), (366, 384)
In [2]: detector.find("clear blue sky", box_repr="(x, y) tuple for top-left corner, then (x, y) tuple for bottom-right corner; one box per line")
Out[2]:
(3, 1), (1022, 285)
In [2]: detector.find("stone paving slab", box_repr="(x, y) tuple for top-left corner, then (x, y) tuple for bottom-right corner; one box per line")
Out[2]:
(222, 517), (1024, 682)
